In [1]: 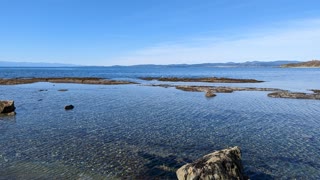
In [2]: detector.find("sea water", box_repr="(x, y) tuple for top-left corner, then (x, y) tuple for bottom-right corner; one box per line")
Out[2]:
(0, 67), (320, 179)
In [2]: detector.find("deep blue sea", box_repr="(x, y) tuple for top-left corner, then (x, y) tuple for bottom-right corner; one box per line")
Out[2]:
(0, 66), (320, 179)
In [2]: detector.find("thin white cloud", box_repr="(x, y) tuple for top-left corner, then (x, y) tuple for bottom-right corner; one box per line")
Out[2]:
(111, 18), (320, 65)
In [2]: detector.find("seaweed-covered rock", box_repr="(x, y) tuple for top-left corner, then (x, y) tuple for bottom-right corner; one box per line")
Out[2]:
(0, 100), (16, 116)
(176, 146), (246, 180)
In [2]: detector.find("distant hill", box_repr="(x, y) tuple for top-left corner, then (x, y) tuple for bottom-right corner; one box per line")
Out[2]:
(281, 60), (320, 68)
(130, 60), (301, 68)
(0, 60), (302, 68)
(0, 61), (78, 67)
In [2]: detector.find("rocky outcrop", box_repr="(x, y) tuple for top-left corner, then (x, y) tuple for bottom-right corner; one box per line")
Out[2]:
(176, 146), (246, 180)
(268, 91), (320, 100)
(141, 77), (263, 83)
(0, 100), (16, 116)
(0, 77), (136, 85)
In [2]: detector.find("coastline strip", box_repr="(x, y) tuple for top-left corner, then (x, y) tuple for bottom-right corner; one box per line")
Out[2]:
(0, 77), (136, 85)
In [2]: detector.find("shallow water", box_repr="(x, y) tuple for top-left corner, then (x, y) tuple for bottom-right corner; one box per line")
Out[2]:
(0, 67), (320, 179)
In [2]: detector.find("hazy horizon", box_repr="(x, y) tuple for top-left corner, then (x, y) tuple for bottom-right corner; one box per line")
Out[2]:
(1, 0), (320, 66)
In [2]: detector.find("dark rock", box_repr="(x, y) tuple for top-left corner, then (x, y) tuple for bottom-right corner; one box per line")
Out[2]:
(176, 146), (246, 180)
(39, 89), (48, 92)
(64, 105), (74, 110)
(205, 90), (216, 98)
(0, 100), (16, 116)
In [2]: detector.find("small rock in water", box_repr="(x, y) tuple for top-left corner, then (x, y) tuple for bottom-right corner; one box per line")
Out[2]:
(58, 89), (68, 92)
(65, 105), (74, 110)
(39, 89), (48, 92)
(205, 90), (216, 98)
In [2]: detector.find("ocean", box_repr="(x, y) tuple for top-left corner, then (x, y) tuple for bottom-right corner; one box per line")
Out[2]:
(0, 66), (320, 179)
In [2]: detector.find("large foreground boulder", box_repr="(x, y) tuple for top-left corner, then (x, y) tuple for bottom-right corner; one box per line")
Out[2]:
(0, 100), (16, 116)
(176, 146), (246, 180)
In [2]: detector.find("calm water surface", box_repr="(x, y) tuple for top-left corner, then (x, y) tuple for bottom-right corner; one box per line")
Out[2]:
(0, 67), (320, 179)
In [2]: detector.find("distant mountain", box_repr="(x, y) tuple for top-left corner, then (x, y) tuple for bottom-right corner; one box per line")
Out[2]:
(0, 61), (78, 67)
(281, 60), (320, 68)
(130, 60), (301, 68)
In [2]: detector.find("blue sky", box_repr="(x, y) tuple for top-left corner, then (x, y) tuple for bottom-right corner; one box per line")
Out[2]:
(0, 0), (320, 65)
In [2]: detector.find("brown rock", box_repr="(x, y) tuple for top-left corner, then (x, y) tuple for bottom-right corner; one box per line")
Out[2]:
(205, 90), (216, 98)
(176, 146), (246, 180)
(0, 100), (16, 116)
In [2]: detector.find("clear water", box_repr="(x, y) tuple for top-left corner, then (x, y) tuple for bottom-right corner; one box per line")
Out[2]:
(0, 67), (320, 179)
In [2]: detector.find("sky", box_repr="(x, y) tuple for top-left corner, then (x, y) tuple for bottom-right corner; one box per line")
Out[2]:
(0, 0), (320, 66)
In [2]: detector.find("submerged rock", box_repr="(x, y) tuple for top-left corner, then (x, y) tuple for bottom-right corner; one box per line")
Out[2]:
(176, 146), (246, 180)
(0, 100), (16, 116)
(65, 105), (74, 110)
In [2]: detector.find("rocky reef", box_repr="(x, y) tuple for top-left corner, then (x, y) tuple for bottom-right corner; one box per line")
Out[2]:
(0, 77), (136, 85)
(0, 100), (16, 116)
(268, 91), (320, 100)
(141, 77), (263, 83)
(148, 84), (284, 98)
(175, 85), (282, 93)
(176, 146), (246, 180)
(149, 84), (320, 100)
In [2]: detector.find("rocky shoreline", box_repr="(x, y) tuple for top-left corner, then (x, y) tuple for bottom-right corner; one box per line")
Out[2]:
(141, 77), (264, 83)
(0, 77), (135, 85)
